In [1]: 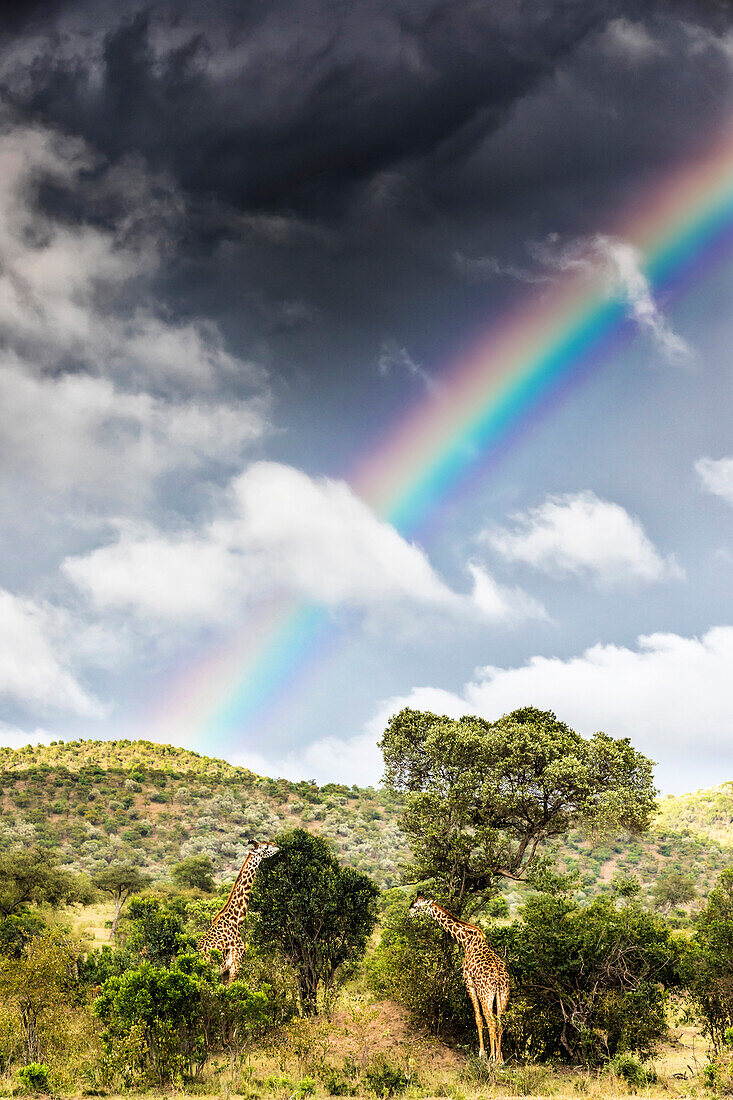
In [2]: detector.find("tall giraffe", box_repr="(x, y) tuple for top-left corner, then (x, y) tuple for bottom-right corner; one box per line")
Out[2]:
(409, 894), (509, 1062)
(198, 840), (279, 983)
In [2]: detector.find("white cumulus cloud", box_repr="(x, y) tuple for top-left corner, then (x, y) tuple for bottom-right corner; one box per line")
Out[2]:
(486, 490), (682, 586)
(696, 456), (733, 506)
(64, 462), (545, 627)
(0, 589), (103, 717)
(276, 625), (733, 789)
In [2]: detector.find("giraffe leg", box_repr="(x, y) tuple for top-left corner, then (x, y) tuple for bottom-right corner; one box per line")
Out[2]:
(228, 940), (246, 983)
(477, 986), (498, 1062)
(466, 981), (486, 1059)
(494, 982), (509, 1063)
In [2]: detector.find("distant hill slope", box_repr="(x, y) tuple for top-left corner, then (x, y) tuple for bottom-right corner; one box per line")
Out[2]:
(0, 738), (730, 901)
(0, 738), (409, 887)
(656, 783), (733, 845)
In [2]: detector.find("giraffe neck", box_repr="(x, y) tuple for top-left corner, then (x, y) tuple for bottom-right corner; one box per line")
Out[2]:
(425, 901), (481, 947)
(221, 851), (264, 928)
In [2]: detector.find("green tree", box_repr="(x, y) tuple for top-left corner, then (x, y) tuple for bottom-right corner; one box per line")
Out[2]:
(93, 953), (270, 1086)
(0, 932), (80, 1063)
(250, 829), (379, 1014)
(0, 849), (94, 918)
(691, 868), (733, 1048)
(92, 864), (150, 942)
(651, 870), (697, 915)
(126, 896), (191, 967)
(381, 706), (656, 913)
(496, 892), (683, 1063)
(172, 856), (216, 893)
(94, 956), (206, 1084)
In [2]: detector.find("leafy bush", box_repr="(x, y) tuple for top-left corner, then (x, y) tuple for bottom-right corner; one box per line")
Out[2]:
(319, 1066), (355, 1095)
(691, 868), (733, 1048)
(17, 1061), (51, 1092)
(611, 1052), (656, 1089)
(364, 1056), (410, 1097)
(494, 893), (683, 1063)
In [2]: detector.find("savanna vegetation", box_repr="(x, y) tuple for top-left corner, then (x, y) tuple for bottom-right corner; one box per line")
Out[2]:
(2, 707), (733, 1098)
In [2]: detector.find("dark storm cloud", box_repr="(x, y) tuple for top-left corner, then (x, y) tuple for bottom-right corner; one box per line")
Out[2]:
(0, 0), (729, 415)
(0, 0), (654, 216)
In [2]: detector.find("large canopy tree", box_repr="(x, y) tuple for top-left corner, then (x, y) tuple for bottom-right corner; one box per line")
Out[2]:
(381, 706), (656, 913)
(250, 829), (379, 1014)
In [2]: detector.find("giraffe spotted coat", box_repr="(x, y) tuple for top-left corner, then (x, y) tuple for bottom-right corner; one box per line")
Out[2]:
(198, 840), (279, 983)
(410, 895), (510, 1062)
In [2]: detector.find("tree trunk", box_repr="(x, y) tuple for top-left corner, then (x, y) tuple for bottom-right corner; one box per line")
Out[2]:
(110, 893), (124, 942)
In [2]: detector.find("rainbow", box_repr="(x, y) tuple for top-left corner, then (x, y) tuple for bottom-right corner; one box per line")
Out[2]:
(150, 125), (733, 756)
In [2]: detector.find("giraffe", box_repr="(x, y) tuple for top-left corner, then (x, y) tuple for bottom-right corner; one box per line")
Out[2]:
(197, 840), (279, 983)
(409, 894), (509, 1062)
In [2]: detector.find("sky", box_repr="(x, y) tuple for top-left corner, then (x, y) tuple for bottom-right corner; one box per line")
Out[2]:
(0, 0), (731, 795)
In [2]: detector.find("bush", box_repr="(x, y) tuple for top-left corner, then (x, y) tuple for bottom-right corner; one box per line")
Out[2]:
(611, 1052), (656, 1089)
(364, 1057), (410, 1097)
(319, 1066), (355, 1095)
(496, 893), (683, 1063)
(691, 869), (733, 1048)
(17, 1062), (51, 1092)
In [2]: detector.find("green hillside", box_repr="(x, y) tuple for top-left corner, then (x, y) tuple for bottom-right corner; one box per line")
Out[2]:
(0, 738), (409, 887)
(656, 781), (733, 844)
(0, 737), (731, 902)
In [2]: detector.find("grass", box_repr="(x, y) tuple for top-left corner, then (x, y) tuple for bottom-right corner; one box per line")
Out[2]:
(67, 901), (117, 950)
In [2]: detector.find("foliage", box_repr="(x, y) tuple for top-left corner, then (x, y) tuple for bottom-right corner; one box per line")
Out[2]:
(691, 868), (733, 1048)
(92, 863), (150, 940)
(0, 912), (47, 959)
(0, 849), (94, 918)
(0, 932), (82, 1064)
(363, 1055), (410, 1096)
(251, 829), (379, 1014)
(93, 952), (271, 1085)
(494, 892), (684, 1063)
(651, 870), (696, 914)
(381, 706), (657, 912)
(17, 1061), (51, 1092)
(173, 855), (216, 892)
(125, 895), (192, 966)
(611, 1052), (656, 1088)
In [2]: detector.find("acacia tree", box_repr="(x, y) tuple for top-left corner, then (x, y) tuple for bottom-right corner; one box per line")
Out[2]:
(172, 855), (215, 893)
(93, 864), (149, 942)
(250, 829), (379, 1014)
(381, 706), (656, 913)
(651, 870), (697, 915)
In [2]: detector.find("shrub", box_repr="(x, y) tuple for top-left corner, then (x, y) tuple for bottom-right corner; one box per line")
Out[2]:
(17, 1061), (51, 1092)
(364, 1057), (410, 1097)
(611, 1052), (656, 1089)
(493, 893), (683, 1063)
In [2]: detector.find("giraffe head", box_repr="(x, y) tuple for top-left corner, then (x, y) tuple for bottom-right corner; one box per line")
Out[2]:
(409, 893), (431, 916)
(249, 839), (280, 863)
